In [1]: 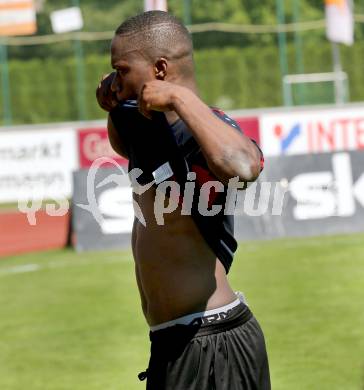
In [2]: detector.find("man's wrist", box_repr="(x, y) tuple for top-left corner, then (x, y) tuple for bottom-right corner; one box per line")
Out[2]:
(170, 86), (193, 113)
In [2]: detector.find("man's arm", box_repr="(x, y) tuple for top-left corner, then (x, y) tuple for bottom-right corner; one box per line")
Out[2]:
(139, 81), (262, 185)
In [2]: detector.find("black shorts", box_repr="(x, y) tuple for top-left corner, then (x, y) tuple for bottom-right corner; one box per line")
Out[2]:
(139, 303), (270, 390)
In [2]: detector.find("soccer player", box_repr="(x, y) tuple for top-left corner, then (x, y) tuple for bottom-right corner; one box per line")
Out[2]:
(96, 11), (270, 390)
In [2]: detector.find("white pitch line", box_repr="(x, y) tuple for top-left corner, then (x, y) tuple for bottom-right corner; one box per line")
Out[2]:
(0, 263), (41, 276)
(0, 255), (131, 278)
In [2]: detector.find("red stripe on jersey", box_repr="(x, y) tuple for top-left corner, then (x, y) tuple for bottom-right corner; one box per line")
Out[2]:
(192, 164), (219, 208)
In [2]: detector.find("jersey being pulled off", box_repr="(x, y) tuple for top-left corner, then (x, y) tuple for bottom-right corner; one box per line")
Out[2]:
(110, 101), (264, 273)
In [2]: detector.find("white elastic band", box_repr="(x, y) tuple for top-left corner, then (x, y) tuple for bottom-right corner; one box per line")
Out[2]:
(150, 297), (242, 332)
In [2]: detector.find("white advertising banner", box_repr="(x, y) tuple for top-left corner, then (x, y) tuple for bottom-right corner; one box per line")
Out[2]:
(50, 7), (83, 34)
(325, 0), (354, 46)
(0, 129), (78, 203)
(260, 107), (364, 157)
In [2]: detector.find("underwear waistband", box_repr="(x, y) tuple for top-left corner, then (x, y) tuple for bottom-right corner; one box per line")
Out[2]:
(149, 302), (252, 343)
(150, 292), (246, 332)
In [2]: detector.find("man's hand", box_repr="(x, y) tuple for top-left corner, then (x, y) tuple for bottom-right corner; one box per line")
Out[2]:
(96, 73), (119, 112)
(138, 80), (180, 119)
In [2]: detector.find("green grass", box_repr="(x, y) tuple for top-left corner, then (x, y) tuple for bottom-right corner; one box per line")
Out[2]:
(0, 234), (364, 390)
(0, 202), (18, 211)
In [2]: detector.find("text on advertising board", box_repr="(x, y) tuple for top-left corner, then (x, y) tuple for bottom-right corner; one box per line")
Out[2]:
(0, 129), (77, 203)
(78, 128), (128, 168)
(261, 107), (364, 156)
(290, 153), (364, 220)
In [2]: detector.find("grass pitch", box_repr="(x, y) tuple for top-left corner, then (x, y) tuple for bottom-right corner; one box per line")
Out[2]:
(0, 234), (364, 390)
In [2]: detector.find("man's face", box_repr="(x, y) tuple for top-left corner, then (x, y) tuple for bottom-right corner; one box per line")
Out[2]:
(110, 35), (155, 101)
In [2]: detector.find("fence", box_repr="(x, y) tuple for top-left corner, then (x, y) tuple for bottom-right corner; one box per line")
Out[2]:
(1, 1), (364, 126)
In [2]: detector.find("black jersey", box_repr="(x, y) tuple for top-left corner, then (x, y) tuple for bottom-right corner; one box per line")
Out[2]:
(110, 101), (263, 273)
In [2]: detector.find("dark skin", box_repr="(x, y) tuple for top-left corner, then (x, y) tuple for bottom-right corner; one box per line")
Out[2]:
(96, 34), (261, 326)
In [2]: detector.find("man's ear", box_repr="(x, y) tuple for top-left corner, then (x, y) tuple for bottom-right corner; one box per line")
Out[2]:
(154, 58), (168, 80)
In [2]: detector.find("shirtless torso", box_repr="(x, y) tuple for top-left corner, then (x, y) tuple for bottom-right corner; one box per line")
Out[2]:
(132, 188), (236, 326)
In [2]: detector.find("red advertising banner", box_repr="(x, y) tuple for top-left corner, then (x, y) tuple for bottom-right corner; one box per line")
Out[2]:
(234, 116), (260, 145)
(78, 128), (128, 168)
(78, 116), (260, 169)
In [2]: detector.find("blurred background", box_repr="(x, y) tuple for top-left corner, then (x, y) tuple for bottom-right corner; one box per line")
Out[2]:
(1, 1), (364, 390)
(0, 0), (364, 125)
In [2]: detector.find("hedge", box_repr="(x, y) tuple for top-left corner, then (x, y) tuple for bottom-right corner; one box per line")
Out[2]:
(1, 40), (363, 125)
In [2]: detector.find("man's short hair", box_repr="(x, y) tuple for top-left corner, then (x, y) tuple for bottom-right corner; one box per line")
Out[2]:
(115, 11), (193, 61)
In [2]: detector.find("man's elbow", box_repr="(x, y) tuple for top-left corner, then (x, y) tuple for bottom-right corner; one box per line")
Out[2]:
(234, 159), (260, 183)
(242, 153), (261, 182)
(208, 151), (261, 185)
(235, 143), (263, 183)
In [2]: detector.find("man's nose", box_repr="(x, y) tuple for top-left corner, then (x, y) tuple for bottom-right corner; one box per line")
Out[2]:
(110, 73), (120, 93)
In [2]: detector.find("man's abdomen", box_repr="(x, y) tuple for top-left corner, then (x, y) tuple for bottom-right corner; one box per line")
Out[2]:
(132, 211), (236, 326)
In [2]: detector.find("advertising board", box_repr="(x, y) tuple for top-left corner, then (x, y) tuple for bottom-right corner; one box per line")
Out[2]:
(77, 114), (260, 169)
(235, 116), (260, 145)
(0, 0), (37, 36)
(0, 129), (77, 203)
(73, 150), (364, 251)
(78, 127), (128, 168)
(72, 165), (133, 251)
(235, 150), (364, 240)
(260, 107), (364, 156)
